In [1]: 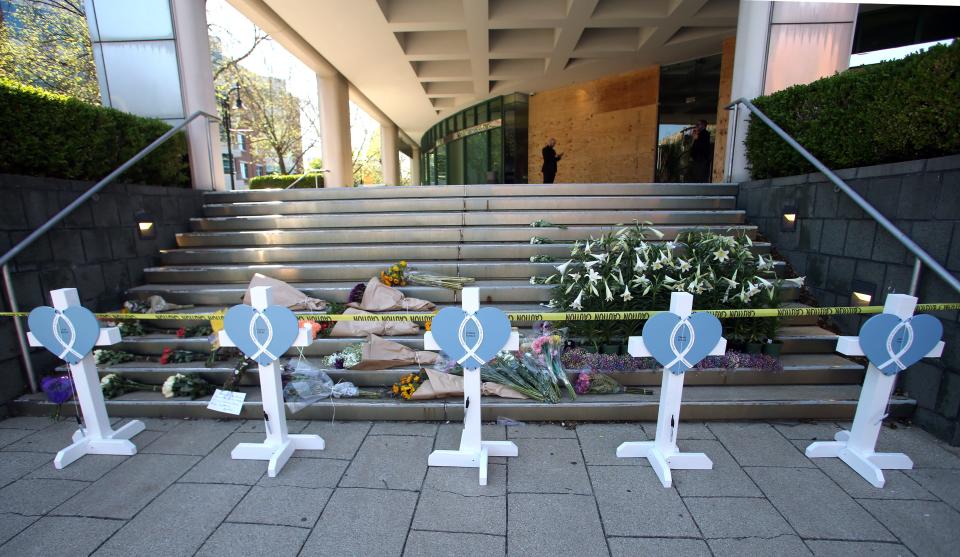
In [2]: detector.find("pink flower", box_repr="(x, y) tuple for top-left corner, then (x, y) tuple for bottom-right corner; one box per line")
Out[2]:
(531, 336), (549, 356)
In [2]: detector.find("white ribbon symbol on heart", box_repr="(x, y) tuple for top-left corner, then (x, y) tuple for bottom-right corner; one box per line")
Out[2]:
(878, 318), (914, 372)
(248, 310), (277, 362)
(665, 318), (696, 370)
(51, 310), (84, 361)
(457, 312), (485, 368)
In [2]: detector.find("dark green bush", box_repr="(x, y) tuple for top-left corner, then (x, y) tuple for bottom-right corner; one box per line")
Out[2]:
(249, 174), (324, 189)
(0, 78), (189, 186)
(745, 41), (960, 179)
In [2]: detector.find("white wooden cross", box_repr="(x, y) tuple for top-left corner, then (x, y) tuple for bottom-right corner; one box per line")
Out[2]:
(806, 293), (944, 487)
(218, 286), (325, 477)
(617, 292), (726, 488)
(424, 287), (520, 486)
(27, 288), (145, 469)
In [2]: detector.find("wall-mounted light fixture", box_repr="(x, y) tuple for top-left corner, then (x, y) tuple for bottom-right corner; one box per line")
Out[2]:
(134, 209), (155, 240)
(781, 205), (798, 232)
(851, 279), (876, 307)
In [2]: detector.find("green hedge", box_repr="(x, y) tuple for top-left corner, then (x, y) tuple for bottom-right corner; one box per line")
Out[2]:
(0, 78), (189, 186)
(745, 41), (960, 179)
(248, 174), (325, 189)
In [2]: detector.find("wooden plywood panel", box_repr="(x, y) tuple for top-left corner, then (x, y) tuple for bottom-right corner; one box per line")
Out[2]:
(712, 37), (736, 183)
(528, 66), (659, 184)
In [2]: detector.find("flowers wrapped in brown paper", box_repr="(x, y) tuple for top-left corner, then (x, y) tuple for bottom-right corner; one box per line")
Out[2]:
(330, 308), (419, 338)
(347, 278), (435, 312)
(349, 334), (439, 370)
(410, 369), (528, 400)
(242, 273), (328, 311)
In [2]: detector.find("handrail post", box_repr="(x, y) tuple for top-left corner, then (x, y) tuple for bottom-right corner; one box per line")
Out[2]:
(2, 264), (37, 393)
(910, 258), (922, 297)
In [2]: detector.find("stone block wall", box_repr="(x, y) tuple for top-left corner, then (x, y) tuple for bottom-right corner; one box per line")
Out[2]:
(0, 174), (204, 404)
(739, 155), (960, 443)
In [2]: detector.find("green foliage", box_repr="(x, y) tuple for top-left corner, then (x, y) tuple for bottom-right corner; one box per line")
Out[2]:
(746, 41), (960, 179)
(248, 173), (325, 189)
(0, 78), (189, 185)
(0, 0), (100, 104)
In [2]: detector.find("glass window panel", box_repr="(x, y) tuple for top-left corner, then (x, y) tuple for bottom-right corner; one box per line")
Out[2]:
(477, 103), (488, 123)
(436, 144), (448, 185)
(92, 0), (174, 40)
(490, 129), (502, 183)
(101, 40), (183, 119)
(465, 132), (488, 184)
(465, 108), (475, 128)
(490, 97), (502, 121)
(447, 139), (463, 185)
(455, 113), (463, 131)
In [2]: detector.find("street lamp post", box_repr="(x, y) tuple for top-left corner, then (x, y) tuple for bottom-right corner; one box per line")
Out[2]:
(219, 82), (243, 190)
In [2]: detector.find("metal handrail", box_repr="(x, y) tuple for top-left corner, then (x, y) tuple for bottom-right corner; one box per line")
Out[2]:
(0, 109), (220, 392)
(726, 97), (960, 297)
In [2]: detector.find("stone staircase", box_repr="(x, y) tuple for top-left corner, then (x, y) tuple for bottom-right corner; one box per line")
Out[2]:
(11, 183), (915, 420)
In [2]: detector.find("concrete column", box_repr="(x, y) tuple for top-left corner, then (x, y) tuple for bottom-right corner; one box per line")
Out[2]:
(724, 1), (857, 182)
(381, 123), (400, 186)
(317, 72), (353, 187)
(411, 146), (422, 186)
(84, 0), (223, 190)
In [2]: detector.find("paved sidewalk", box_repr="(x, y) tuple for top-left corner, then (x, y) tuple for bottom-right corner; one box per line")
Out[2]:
(2, 417), (959, 556)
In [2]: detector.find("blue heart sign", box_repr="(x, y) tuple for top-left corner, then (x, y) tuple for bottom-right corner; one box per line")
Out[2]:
(642, 312), (723, 374)
(859, 313), (942, 376)
(28, 306), (100, 364)
(430, 307), (511, 368)
(223, 304), (300, 366)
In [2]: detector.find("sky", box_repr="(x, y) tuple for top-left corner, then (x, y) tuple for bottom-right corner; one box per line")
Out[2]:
(205, 0), (410, 177)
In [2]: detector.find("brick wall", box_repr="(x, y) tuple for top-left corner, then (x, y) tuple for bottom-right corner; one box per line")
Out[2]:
(739, 155), (960, 443)
(0, 174), (204, 404)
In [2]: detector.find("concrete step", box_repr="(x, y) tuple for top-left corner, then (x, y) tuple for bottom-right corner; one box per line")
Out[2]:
(201, 183), (739, 203)
(201, 196), (737, 217)
(777, 325), (841, 354)
(128, 280), (802, 305)
(159, 242), (772, 265)
(113, 321), (828, 358)
(81, 353), (864, 387)
(175, 225), (759, 248)
(190, 210), (747, 231)
(143, 260), (789, 284)
(10, 384), (913, 422)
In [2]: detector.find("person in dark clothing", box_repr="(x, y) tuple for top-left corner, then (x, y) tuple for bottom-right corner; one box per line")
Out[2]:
(541, 138), (563, 184)
(688, 120), (712, 183)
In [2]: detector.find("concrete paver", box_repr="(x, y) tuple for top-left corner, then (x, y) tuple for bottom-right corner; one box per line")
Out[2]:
(1, 418), (958, 556)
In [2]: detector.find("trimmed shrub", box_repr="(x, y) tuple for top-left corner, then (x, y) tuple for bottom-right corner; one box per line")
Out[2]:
(0, 78), (189, 186)
(745, 41), (960, 179)
(249, 174), (324, 189)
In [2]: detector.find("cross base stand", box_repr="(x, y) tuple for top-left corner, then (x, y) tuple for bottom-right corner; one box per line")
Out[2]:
(55, 418), (145, 469)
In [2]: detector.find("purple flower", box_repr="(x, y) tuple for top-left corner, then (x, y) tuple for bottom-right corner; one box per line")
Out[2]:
(334, 357), (345, 369)
(348, 282), (366, 304)
(41, 375), (73, 405)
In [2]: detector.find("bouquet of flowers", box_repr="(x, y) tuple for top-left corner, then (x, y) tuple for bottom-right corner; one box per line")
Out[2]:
(529, 328), (576, 399)
(390, 372), (423, 400)
(100, 373), (159, 399)
(380, 260), (408, 286)
(573, 372), (653, 395)
(94, 349), (136, 366)
(159, 348), (205, 365)
(161, 373), (214, 399)
(445, 351), (560, 403)
(324, 344), (363, 369)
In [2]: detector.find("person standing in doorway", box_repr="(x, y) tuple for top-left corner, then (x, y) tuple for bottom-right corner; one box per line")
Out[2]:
(541, 138), (563, 184)
(689, 120), (712, 182)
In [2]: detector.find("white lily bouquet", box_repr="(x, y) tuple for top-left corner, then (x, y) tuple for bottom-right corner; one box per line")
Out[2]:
(540, 223), (804, 347)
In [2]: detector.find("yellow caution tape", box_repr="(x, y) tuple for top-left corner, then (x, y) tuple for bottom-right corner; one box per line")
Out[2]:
(1, 303), (958, 322)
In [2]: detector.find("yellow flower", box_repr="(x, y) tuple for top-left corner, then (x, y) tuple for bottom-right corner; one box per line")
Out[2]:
(425, 319), (432, 332)
(391, 265), (399, 272)
(399, 261), (407, 267)
(392, 385), (399, 395)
